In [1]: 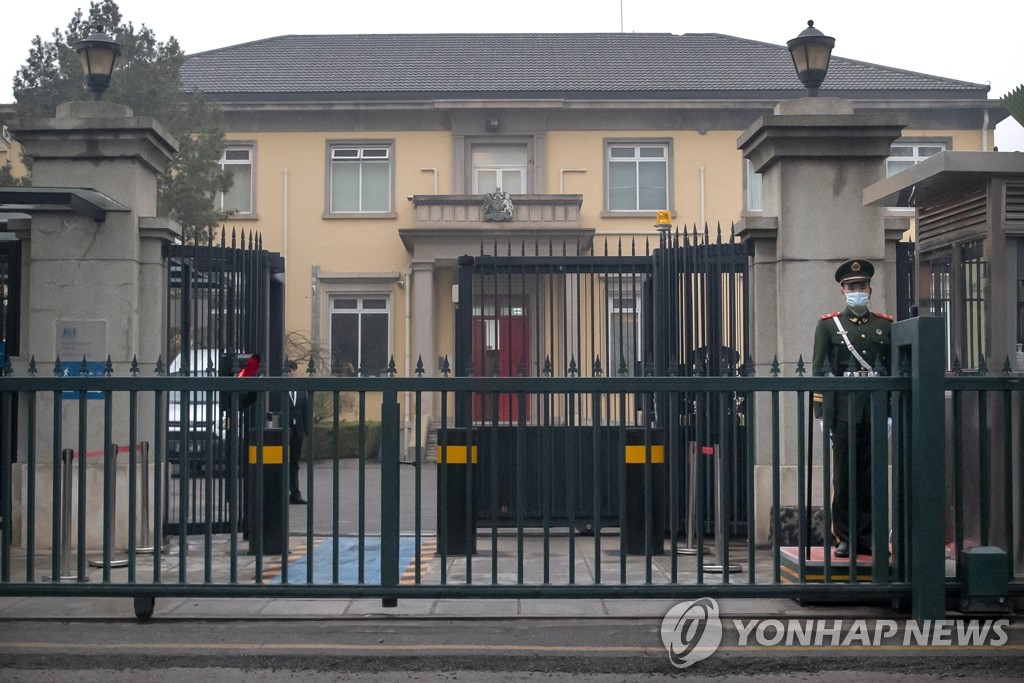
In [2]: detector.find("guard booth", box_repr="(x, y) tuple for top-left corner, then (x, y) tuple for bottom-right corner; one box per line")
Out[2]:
(163, 231), (285, 537)
(865, 151), (1024, 577)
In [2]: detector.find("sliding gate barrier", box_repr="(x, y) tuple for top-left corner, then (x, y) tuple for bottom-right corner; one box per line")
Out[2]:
(0, 319), (1014, 622)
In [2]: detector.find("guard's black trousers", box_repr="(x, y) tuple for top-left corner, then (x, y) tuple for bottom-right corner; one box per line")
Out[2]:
(289, 433), (303, 496)
(831, 420), (873, 550)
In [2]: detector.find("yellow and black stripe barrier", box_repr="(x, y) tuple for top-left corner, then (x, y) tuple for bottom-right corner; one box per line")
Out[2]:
(623, 428), (666, 555)
(436, 428), (478, 555)
(246, 427), (286, 556)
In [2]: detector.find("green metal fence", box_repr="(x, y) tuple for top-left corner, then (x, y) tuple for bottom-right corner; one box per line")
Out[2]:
(0, 319), (1020, 621)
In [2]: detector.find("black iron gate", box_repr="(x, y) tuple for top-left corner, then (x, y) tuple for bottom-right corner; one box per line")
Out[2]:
(164, 230), (285, 536)
(0, 239), (20, 499)
(652, 226), (750, 537)
(454, 226), (750, 534)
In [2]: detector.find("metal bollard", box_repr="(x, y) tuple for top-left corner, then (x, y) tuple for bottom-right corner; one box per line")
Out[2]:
(89, 444), (129, 569)
(136, 442), (156, 554)
(677, 442), (709, 555)
(704, 444), (741, 574)
(46, 449), (86, 581)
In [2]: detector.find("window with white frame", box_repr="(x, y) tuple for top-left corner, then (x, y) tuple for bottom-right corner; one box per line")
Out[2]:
(218, 145), (253, 214)
(887, 141), (946, 177)
(886, 141), (946, 211)
(608, 292), (641, 376)
(607, 143), (669, 212)
(329, 145), (392, 213)
(329, 296), (390, 376)
(472, 144), (527, 194)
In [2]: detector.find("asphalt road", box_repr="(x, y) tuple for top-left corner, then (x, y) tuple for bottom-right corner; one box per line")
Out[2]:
(2, 616), (1024, 680)
(5, 462), (1023, 679)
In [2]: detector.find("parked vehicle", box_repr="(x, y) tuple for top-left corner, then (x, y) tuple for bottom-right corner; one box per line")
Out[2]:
(167, 349), (228, 476)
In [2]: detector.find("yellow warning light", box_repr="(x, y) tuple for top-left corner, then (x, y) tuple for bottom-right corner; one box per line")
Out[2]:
(655, 210), (672, 227)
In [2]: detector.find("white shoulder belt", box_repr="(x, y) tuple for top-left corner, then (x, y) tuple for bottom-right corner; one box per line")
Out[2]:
(832, 315), (874, 374)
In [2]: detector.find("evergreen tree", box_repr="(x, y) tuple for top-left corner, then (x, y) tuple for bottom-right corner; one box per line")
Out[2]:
(8, 0), (231, 243)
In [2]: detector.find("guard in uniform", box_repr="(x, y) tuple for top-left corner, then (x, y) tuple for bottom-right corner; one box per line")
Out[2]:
(812, 259), (893, 558)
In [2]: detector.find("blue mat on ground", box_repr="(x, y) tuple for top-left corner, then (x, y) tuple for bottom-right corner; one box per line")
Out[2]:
(271, 536), (423, 585)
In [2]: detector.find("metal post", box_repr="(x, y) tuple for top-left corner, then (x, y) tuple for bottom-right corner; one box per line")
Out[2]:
(380, 389), (400, 608)
(137, 442), (155, 553)
(705, 445), (741, 573)
(46, 449), (84, 581)
(677, 442), (708, 555)
(892, 317), (946, 621)
(454, 255), (474, 428)
(90, 444), (129, 568)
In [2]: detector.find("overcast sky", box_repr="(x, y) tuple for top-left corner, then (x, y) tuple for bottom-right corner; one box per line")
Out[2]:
(4, 0), (1022, 149)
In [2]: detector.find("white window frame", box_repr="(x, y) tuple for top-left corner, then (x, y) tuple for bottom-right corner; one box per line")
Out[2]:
(471, 144), (528, 195)
(886, 139), (948, 211)
(605, 141), (671, 214)
(328, 294), (392, 376)
(607, 286), (642, 376)
(217, 144), (254, 215)
(887, 140), (948, 178)
(326, 142), (395, 216)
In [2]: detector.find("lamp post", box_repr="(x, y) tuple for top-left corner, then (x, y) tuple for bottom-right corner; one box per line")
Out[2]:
(73, 26), (123, 101)
(787, 20), (835, 97)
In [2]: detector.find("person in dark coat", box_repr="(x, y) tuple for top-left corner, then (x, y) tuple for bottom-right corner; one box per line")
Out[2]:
(284, 360), (311, 504)
(812, 259), (893, 558)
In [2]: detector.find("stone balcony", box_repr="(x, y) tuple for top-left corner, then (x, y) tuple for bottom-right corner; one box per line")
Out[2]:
(411, 193), (582, 227)
(400, 194), (593, 259)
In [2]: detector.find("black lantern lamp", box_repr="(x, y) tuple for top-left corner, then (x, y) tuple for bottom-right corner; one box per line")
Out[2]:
(73, 26), (123, 100)
(787, 20), (835, 97)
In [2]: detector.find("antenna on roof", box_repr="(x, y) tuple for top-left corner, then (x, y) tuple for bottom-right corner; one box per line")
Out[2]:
(620, 0), (624, 32)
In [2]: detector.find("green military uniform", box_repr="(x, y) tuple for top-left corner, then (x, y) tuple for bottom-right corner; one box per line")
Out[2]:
(811, 259), (892, 555)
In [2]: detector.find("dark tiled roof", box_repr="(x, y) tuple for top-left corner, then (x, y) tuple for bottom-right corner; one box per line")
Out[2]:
(180, 33), (988, 97)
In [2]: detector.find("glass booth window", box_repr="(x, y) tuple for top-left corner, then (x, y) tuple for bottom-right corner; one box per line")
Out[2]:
(961, 240), (986, 371)
(925, 252), (953, 370)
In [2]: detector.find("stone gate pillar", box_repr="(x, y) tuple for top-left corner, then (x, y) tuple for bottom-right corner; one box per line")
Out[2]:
(735, 97), (905, 545)
(8, 101), (179, 549)
(11, 100), (179, 457)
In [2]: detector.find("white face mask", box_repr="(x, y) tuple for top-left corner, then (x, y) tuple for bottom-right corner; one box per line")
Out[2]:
(845, 292), (870, 309)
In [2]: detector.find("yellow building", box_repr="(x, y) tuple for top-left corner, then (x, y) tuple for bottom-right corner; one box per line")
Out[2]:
(181, 32), (1004, 385)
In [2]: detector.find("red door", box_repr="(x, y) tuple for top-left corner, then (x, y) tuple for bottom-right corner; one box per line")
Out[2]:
(472, 312), (530, 422)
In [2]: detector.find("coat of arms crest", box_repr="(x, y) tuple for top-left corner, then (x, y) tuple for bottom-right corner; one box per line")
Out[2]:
(482, 189), (514, 222)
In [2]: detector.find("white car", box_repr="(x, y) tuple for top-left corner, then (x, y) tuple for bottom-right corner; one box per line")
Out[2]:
(167, 349), (230, 476)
